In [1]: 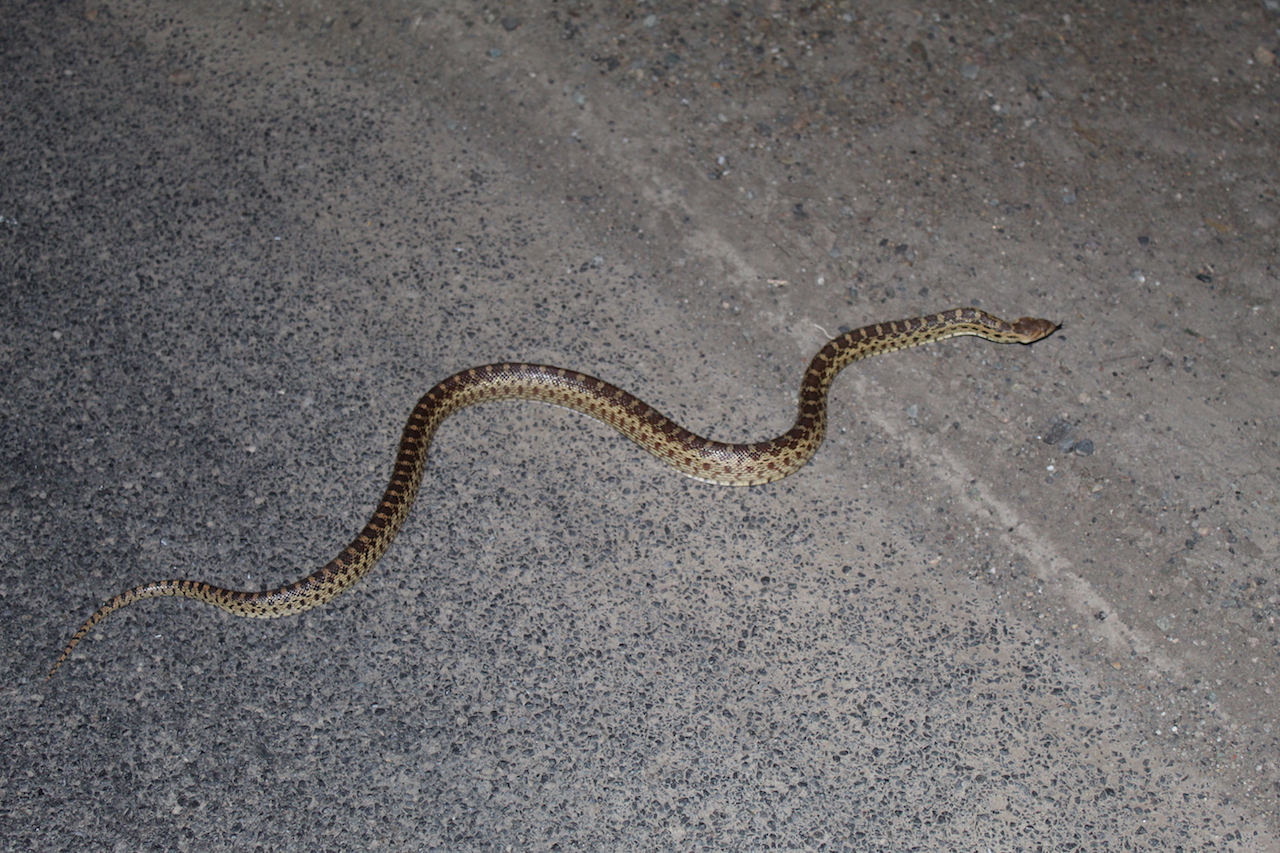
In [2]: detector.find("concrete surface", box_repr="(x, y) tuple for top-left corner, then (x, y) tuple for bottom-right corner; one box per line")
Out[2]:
(3, 1), (1279, 850)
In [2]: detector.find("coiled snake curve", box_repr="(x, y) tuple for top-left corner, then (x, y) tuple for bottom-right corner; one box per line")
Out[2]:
(48, 307), (1056, 678)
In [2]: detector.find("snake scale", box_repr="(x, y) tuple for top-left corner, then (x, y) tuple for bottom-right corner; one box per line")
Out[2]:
(48, 307), (1056, 678)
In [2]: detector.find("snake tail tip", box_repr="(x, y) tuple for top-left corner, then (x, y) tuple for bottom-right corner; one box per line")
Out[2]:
(46, 658), (66, 681)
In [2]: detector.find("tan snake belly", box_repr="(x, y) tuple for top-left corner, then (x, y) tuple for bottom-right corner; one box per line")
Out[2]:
(48, 307), (1056, 678)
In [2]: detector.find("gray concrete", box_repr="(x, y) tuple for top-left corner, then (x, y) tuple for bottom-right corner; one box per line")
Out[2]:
(3, 1), (1278, 849)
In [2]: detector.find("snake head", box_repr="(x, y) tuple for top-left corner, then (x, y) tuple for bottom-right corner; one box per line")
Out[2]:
(1011, 316), (1059, 343)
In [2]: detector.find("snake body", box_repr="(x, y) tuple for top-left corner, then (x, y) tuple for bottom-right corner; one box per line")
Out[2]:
(48, 308), (1056, 678)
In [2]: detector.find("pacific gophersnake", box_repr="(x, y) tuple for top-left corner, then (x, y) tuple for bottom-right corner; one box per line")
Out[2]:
(48, 307), (1056, 678)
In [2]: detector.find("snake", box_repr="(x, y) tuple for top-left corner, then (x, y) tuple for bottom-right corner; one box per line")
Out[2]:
(47, 307), (1056, 678)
